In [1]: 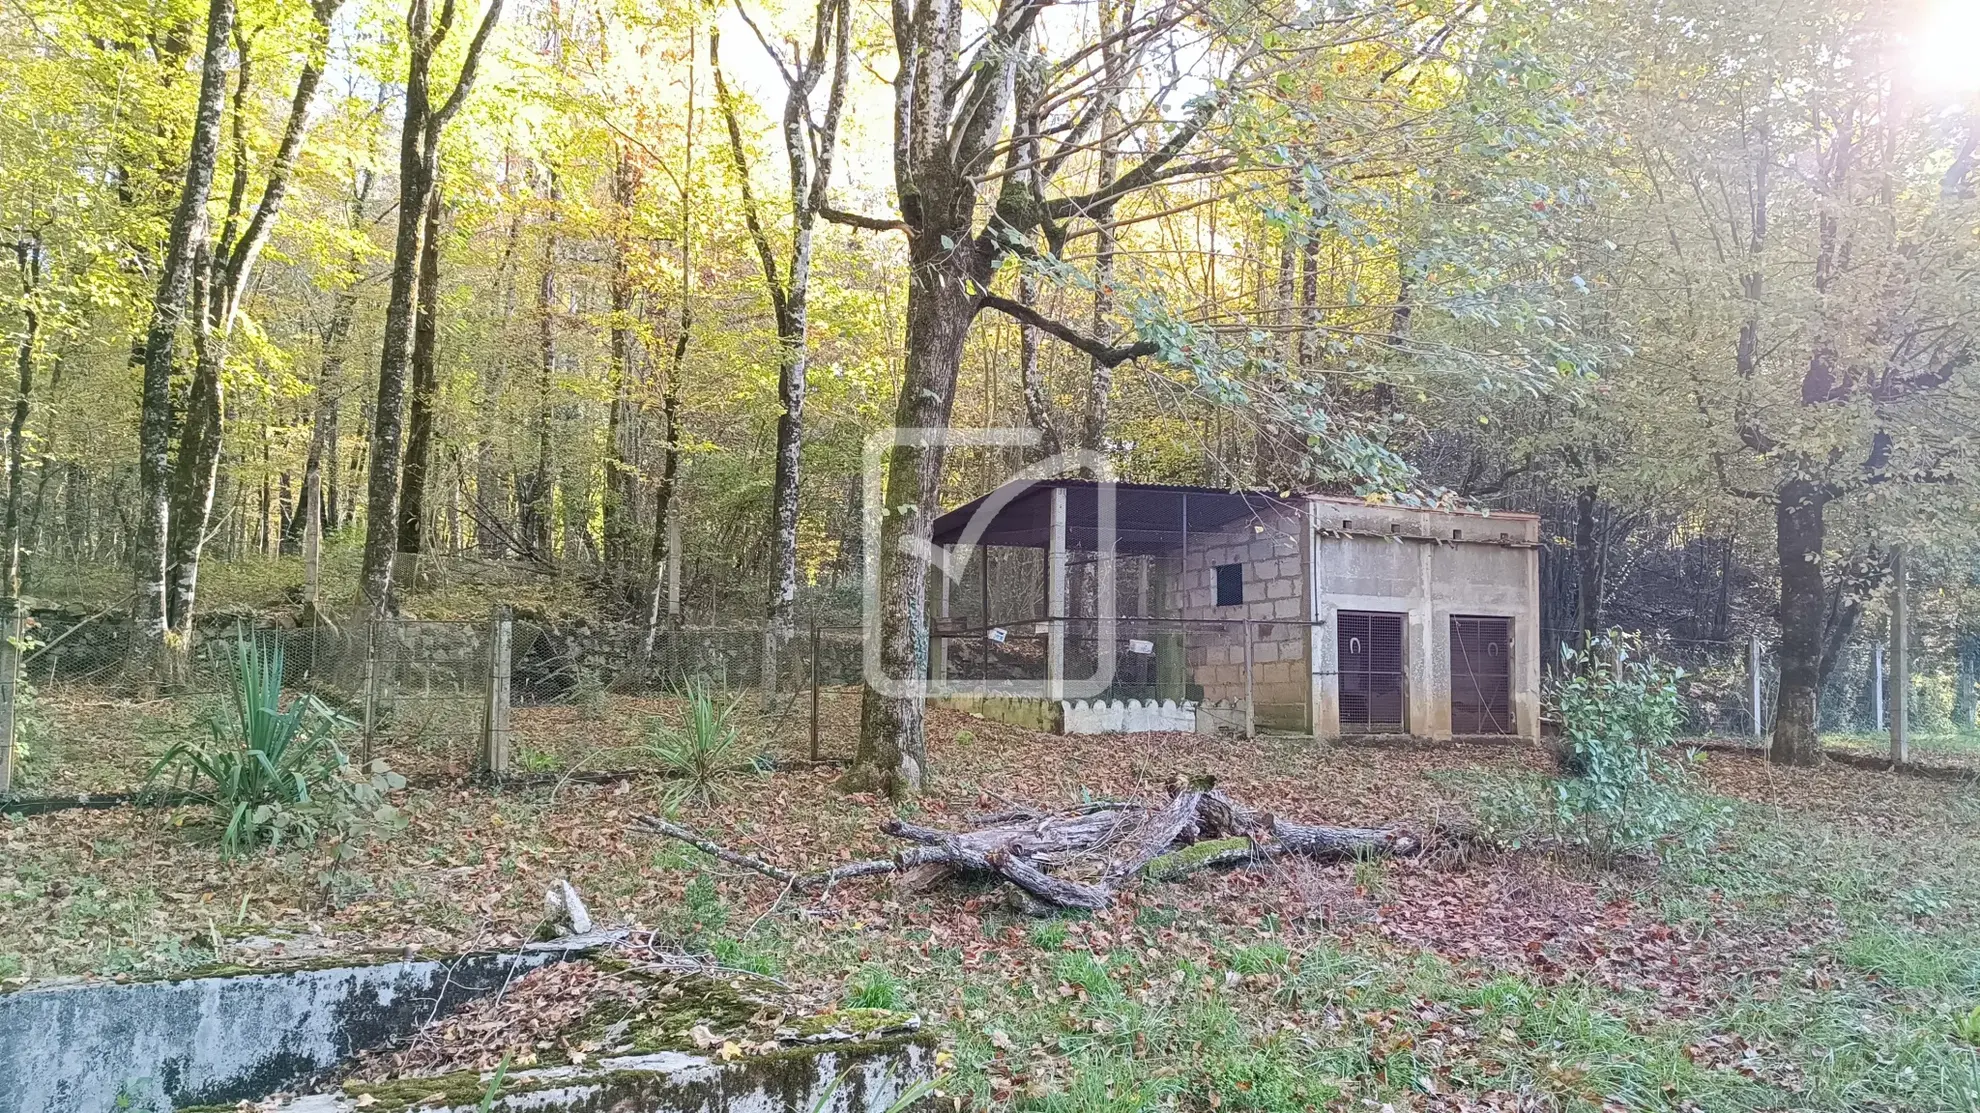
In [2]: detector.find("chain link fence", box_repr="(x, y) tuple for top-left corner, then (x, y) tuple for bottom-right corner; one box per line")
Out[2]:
(1541, 627), (1773, 742)
(3, 607), (876, 796)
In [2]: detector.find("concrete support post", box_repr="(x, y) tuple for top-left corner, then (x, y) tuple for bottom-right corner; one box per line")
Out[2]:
(0, 599), (19, 794)
(1749, 633), (1763, 742)
(931, 543), (950, 687)
(1152, 557), (1184, 702)
(1046, 487), (1067, 701)
(481, 604), (513, 777)
(1892, 545), (1908, 766)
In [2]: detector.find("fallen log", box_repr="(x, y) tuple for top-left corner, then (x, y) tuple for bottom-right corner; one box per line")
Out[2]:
(631, 778), (1433, 911)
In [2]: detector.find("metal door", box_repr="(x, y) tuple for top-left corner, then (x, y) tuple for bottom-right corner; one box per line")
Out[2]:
(1338, 611), (1406, 732)
(1450, 616), (1513, 734)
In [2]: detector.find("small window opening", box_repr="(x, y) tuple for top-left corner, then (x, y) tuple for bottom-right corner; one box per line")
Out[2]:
(1452, 528), (1463, 540)
(1342, 519), (1352, 531)
(1214, 563), (1244, 607)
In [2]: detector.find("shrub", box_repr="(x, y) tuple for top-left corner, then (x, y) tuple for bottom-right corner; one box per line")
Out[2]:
(1912, 672), (1954, 733)
(146, 633), (405, 857)
(645, 682), (755, 806)
(1480, 636), (1718, 866)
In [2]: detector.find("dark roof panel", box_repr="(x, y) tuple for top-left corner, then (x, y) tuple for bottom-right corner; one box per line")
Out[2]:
(930, 479), (1293, 553)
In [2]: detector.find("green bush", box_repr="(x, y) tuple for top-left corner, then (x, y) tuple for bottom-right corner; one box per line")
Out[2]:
(1479, 636), (1718, 866)
(644, 682), (755, 806)
(1911, 672), (1954, 733)
(146, 633), (405, 857)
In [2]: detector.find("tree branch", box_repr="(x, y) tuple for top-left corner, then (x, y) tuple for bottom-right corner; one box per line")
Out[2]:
(430, 0), (503, 132)
(979, 293), (1157, 366)
(820, 205), (911, 232)
(711, 27), (789, 324)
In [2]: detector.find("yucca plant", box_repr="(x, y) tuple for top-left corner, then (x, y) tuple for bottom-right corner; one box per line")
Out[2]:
(147, 632), (372, 856)
(645, 682), (754, 806)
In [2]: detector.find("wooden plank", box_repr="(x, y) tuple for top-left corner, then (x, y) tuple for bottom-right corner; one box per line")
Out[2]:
(483, 604), (513, 777)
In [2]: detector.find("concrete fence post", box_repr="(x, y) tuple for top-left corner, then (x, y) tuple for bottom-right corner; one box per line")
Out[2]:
(0, 599), (19, 794)
(1873, 642), (1885, 732)
(481, 604), (513, 777)
(1891, 545), (1909, 767)
(1748, 633), (1763, 743)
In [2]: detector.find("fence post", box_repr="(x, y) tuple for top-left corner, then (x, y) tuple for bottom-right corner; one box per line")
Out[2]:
(1873, 642), (1885, 732)
(301, 469), (321, 610)
(1748, 633), (1763, 743)
(482, 604), (513, 777)
(0, 599), (19, 794)
(1242, 619), (1256, 739)
(1891, 545), (1908, 767)
(360, 619), (378, 767)
(809, 619), (821, 762)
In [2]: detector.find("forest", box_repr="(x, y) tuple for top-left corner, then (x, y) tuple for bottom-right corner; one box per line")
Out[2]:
(2, 0), (1973, 779)
(3, 0), (1980, 1109)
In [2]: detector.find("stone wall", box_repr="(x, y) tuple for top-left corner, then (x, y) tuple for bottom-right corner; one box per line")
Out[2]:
(1170, 503), (1315, 730)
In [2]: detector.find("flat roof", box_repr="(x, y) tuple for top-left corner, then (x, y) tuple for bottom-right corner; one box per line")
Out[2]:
(929, 479), (1535, 553)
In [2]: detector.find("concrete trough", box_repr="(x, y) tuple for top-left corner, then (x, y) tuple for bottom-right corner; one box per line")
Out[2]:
(0, 935), (620, 1113)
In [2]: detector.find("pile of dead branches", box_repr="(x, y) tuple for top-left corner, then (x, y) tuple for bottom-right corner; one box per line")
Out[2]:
(633, 775), (1445, 912)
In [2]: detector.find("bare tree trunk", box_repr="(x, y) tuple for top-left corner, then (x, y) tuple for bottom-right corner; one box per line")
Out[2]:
(520, 200), (556, 559)
(645, 34), (696, 648)
(601, 145), (640, 589)
(1771, 478), (1827, 765)
(397, 186), (444, 555)
(133, 0), (234, 676)
(711, 3), (851, 645)
(851, 250), (976, 798)
(5, 236), (40, 595)
(357, 0), (502, 618)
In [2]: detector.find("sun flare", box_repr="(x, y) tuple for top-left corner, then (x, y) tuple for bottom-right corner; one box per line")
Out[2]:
(1906, 0), (1980, 95)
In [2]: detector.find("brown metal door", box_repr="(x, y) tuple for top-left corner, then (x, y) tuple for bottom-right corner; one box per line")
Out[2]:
(1450, 616), (1513, 734)
(1338, 611), (1406, 732)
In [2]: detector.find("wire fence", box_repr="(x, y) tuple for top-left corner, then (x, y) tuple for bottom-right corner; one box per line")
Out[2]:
(2, 606), (876, 795)
(10, 598), (1976, 796)
(1541, 627), (1773, 742)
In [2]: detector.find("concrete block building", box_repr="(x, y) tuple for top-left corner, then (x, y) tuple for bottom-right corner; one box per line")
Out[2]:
(928, 480), (1540, 741)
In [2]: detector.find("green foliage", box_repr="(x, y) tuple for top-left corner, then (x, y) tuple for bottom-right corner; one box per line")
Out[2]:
(477, 1052), (511, 1113)
(513, 744), (559, 775)
(644, 683), (755, 807)
(6, 673), (55, 789)
(1953, 1006), (1980, 1048)
(1026, 920), (1070, 950)
(709, 936), (781, 978)
(1902, 883), (1955, 921)
(1479, 638), (1718, 865)
(845, 964), (905, 1010)
(145, 634), (404, 857)
(1912, 673), (1955, 734)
